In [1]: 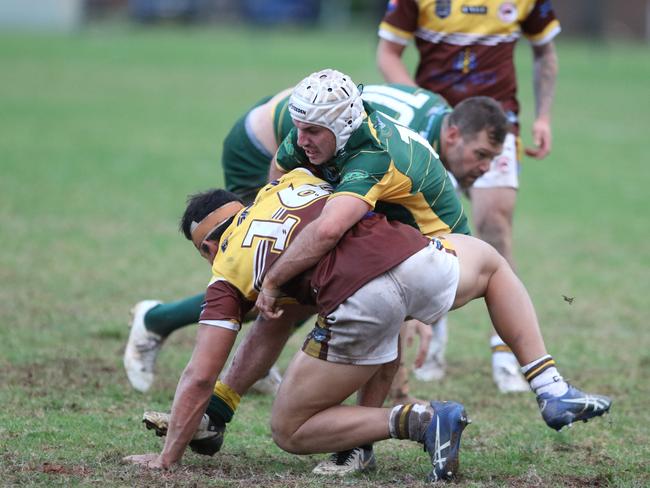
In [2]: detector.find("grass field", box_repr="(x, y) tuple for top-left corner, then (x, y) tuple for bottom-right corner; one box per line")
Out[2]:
(1, 24), (649, 487)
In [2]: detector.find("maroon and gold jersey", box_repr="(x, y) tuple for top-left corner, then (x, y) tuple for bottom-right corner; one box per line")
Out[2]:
(199, 169), (429, 331)
(378, 0), (560, 126)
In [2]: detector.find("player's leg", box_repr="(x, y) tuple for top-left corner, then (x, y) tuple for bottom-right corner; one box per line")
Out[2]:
(273, 353), (468, 482)
(221, 304), (314, 397)
(469, 132), (528, 392)
(446, 234), (612, 429)
(446, 234), (545, 364)
(290, 270), (469, 481)
(388, 323), (427, 405)
(124, 294), (205, 392)
(272, 353), (387, 453)
(312, 345), (399, 475)
(413, 316), (447, 381)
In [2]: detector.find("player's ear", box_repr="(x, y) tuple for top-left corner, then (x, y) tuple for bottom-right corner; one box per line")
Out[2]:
(199, 240), (220, 264)
(446, 124), (461, 145)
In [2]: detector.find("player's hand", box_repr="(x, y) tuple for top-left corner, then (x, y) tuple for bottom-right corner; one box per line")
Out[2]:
(525, 117), (552, 159)
(122, 453), (167, 470)
(255, 286), (285, 320)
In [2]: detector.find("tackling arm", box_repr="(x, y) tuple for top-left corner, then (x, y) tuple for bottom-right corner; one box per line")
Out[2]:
(268, 153), (286, 183)
(256, 195), (371, 319)
(526, 41), (558, 159)
(376, 39), (417, 86)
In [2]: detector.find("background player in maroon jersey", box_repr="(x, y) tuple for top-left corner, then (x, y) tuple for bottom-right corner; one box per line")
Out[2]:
(376, 0), (560, 392)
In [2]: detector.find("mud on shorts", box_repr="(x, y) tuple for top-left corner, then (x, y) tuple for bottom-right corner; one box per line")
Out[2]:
(302, 238), (460, 365)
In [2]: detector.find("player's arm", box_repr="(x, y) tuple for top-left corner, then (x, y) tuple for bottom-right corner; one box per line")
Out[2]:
(268, 152), (286, 182)
(376, 38), (417, 86)
(156, 324), (237, 468)
(256, 195), (371, 319)
(526, 41), (558, 159)
(125, 324), (237, 469)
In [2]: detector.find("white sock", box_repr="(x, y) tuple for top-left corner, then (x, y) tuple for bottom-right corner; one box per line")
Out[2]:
(521, 355), (569, 396)
(490, 335), (518, 367)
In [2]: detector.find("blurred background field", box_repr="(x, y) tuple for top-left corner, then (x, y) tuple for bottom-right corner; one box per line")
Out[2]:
(1, 4), (649, 486)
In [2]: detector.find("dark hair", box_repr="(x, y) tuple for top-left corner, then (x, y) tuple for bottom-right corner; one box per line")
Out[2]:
(448, 96), (508, 146)
(179, 189), (242, 241)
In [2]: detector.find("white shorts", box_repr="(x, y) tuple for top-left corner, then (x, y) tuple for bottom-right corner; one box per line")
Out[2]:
(301, 239), (460, 365)
(472, 133), (519, 189)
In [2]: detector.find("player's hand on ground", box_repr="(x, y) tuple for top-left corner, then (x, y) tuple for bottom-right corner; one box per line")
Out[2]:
(525, 118), (552, 159)
(122, 453), (166, 469)
(255, 287), (285, 319)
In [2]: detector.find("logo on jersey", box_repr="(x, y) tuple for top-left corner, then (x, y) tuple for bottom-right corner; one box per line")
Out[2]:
(538, 0), (553, 18)
(461, 5), (487, 14)
(340, 170), (370, 184)
(282, 136), (295, 156)
(498, 2), (517, 23)
(453, 49), (477, 74)
(385, 0), (398, 13)
(435, 0), (452, 19)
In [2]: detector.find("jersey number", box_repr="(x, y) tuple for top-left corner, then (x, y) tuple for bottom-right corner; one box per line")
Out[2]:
(362, 85), (429, 126)
(395, 125), (440, 159)
(242, 217), (299, 252)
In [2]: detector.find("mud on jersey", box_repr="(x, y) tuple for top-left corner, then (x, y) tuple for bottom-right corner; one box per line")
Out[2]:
(199, 169), (429, 331)
(378, 0), (561, 123)
(275, 102), (470, 237)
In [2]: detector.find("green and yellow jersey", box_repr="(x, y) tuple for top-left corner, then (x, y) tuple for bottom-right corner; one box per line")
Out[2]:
(223, 85), (451, 199)
(275, 102), (470, 237)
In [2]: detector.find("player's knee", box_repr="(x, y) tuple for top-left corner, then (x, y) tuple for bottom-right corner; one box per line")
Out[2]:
(181, 365), (214, 392)
(270, 416), (305, 454)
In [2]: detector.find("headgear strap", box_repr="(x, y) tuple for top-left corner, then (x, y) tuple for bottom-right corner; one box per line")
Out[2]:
(190, 201), (244, 249)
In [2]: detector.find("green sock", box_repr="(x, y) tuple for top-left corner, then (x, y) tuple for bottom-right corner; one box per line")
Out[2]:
(144, 293), (205, 337)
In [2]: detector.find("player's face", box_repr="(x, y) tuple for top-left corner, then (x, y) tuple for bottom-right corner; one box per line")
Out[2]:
(294, 120), (336, 165)
(447, 129), (502, 188)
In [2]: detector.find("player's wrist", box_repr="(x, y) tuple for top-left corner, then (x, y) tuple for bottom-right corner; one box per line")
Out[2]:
(261, 286), (282, 298)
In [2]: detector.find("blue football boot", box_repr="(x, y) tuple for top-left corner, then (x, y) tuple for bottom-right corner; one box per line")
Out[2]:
(422, 401), (471, 482)
(537, 384), (612, 431)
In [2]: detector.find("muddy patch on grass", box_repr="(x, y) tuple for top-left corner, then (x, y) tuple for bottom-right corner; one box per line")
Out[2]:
(3, 357), (118, 390)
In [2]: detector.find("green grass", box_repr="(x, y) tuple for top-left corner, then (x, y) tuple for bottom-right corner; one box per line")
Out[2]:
(1, 25), (649, 486)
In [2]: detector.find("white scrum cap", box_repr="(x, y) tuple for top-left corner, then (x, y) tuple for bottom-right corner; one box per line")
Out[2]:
(288, 69), (365, 152)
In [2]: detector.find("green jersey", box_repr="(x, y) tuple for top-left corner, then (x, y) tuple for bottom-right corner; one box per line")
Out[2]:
(222, 94), (292, 200)
(223, 84), (450, 202)
(361, 84), (451, 154)
(276, 101), (469, 237)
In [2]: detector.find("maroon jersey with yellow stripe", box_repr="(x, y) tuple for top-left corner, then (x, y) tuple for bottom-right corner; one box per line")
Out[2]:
(378, 0), (560, 126)
(199, 169), (429, 331)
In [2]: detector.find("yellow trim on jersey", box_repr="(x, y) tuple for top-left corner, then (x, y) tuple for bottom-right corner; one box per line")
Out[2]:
(409, 0), (553, 41)
(367, 118), (382, 145)
(378, 21), (413, 42)
(362, 161), (453, 237)
(526, 19), (561, 45)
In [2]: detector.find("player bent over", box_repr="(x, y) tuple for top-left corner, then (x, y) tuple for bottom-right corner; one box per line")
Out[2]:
(124, 170), (611, 481)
